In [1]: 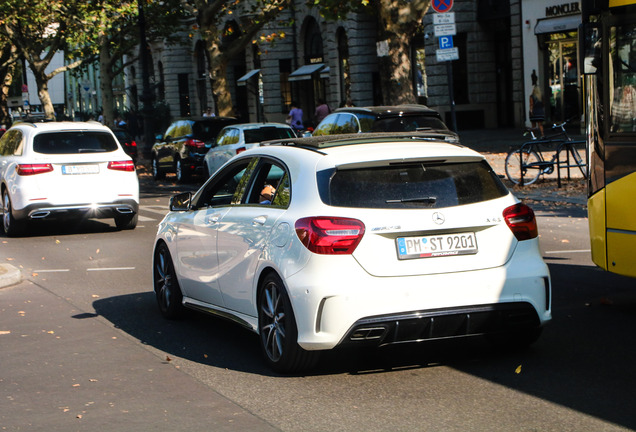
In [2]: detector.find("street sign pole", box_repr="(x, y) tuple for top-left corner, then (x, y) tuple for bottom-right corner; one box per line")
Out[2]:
(432, 1), (457, 133)
(446, 61), (457, 133)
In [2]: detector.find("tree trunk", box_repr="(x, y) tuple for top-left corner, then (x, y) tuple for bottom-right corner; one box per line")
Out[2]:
(377, 33), (417, 105)
(207, 37), (234, 117)
(30, 65), (55, 119)
(0, 64), (14, 126)
(99, 35), (117, 128)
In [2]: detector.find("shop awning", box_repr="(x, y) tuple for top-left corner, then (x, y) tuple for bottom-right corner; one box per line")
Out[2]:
(288, 63), (325, 81)
(320, 66), (330, 79)
(237, 69), (260, 86)
(534, 15), (580, 34)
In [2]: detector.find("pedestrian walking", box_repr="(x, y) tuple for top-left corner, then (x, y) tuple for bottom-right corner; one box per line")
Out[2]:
(287, 101), (304, 131)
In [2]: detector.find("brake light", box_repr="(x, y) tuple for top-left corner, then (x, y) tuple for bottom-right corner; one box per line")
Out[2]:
(295, 217), (365, 254)
(185, 138), (206, 149)
(128, 140), (137, 148)
(236, 147), (246, 154)
(108, 160), (136, 172)
(503, 203), (538, 240)
(16, 163), (53, 176)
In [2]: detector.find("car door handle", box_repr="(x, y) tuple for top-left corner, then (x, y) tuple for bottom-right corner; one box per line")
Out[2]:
(253, 215), (267, 226)
(205, 214), (221, 225)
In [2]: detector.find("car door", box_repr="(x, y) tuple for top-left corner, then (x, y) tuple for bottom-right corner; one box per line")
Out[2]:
(172, 158), (256, 307)
(156, 123), (178, 168)
(216, 159), (291, 316)
(207, 128), (240, 175)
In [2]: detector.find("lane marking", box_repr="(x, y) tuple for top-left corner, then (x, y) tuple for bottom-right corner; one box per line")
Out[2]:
(33, 269), (70, 273)
(544, 249), (591, 254)
(137, 215), (155, 222)
(86, 267), (136, 271)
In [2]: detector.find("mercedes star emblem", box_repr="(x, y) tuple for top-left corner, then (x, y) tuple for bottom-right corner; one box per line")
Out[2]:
(432, 212), (445, 225)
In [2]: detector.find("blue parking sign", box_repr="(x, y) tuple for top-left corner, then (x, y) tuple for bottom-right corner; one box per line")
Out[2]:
(439, 36), (453, 49)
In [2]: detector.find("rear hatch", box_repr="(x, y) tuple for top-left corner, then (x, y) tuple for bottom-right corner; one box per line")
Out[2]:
(321, 157), (515, 277)
(30, 130), (137, 204)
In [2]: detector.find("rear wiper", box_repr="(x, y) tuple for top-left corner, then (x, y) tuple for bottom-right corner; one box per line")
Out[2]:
(78, 149), (106, 153)
(386, 196), (437, 204)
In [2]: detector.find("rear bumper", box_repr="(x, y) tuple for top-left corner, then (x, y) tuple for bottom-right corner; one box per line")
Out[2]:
(338, 302), (541, 347)
(14, 199), (139, 221)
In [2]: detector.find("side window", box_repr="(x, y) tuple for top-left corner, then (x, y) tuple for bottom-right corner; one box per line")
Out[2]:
(312, 113), (338, 136)
(164, 124), (177, 139)
(194, 158), (257, 208)
(0, 130), (23, 156)
(216, 129), (230, 146)
(356, 113), (376, 132)
(334, 114), (359, 134)
(247, 161), (291, 208)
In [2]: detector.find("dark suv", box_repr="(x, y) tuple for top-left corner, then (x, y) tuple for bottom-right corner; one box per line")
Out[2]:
(312, 104), (458, 143)
(151, 117), (238, 181)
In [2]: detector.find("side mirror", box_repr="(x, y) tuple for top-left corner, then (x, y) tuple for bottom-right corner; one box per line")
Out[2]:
(169, 192), (192, 211)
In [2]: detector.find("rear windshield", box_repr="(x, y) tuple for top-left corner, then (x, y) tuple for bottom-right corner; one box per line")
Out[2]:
(319, 161), (508, 209)
(369, 115), (448, 132)
(33, 131), (119, 154)
(192, 120), (237, 141)
(244, 127), (296, 143)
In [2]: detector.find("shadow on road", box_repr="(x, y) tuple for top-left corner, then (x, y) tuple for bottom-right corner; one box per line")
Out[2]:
(93, 262), (636, 429)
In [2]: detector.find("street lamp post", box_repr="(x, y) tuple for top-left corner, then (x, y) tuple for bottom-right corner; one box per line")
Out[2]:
(138, 0), (155, 159)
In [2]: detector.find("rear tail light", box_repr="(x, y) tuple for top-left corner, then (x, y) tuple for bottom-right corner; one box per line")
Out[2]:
(16, 163), (53, 176)
(128, 140), (137, 148)
(184, 138), (206, 149)
(503, 203), (538, 240)
(108, 160), (136, 172)
(236, 147), (247, 154)
(295, 217), (365, 255)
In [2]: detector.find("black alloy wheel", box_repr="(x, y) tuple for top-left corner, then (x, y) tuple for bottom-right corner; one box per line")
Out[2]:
(258, 273), (319, 373)
(153, 242), (184, 319)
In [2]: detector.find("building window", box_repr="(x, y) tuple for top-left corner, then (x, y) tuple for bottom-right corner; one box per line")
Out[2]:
(280, 59), (292, 113)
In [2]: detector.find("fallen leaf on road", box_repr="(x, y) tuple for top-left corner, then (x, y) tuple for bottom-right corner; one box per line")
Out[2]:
(55, 240), (61, 244)
(166, 355), (172, 362)
(6, 257), (14, 261)
(96, 249), (100, 254)
(18, 311), (25, 316)
(561, 239), (570, 243)
(0, 330), (10, 335)
(515, 365), (522, 374)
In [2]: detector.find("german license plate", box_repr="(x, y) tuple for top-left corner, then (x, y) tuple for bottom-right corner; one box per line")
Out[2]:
(62, 164), (99, 175)
(396, 232), (478, 260)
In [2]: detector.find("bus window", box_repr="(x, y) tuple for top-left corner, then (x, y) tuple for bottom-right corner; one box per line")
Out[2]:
(610, 23), (636, 133)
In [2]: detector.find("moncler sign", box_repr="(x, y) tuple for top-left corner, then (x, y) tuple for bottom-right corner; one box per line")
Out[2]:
(546, 2), (581, 17)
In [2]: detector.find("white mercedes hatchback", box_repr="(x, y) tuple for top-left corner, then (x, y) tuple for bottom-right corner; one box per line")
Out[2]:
(153, 133), (551, 372)
(0, 121), (139, 236)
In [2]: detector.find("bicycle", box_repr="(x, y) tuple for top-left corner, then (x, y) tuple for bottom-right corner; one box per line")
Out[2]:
(504, 120), (588, 186)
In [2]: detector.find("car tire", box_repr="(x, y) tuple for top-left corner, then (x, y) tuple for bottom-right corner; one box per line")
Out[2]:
(153, 242), (184, 319)
(152, 157), (165, 180)
(258, 273), (319, 373)
(114, 213), (138, 230)
(175, 159), (189, 182)
(2, 189), (25, 237)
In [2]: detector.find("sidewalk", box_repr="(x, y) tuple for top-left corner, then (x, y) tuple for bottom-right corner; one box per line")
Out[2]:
(459, 128), (588, 206)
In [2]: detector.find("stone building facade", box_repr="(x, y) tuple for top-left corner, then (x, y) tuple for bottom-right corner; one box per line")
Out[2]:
(130, 0), (532, 132)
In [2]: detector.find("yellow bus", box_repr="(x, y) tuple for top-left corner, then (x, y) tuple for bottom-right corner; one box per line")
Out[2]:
(581, 0), (636, 277)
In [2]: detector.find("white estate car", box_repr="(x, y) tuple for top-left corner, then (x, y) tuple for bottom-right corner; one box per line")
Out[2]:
(0, 121), (139, 236)
(203, 122), (297, 177)
(153, 132), (551, 372)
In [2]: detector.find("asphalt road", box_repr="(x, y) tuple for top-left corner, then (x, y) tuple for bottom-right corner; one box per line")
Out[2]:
(1, 175), (635, 431)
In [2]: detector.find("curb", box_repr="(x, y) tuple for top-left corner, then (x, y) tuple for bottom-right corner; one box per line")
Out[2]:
(0, 263), (22, 288)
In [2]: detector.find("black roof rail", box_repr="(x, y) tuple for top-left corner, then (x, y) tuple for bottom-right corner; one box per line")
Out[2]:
(261, 131), (463, 150)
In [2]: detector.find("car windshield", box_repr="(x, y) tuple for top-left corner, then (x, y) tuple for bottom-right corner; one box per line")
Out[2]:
(33, 131), (119, 154)
(370, 116), (448, 132)
(318, 161), (507, 209)
(243, 127), (296, 143)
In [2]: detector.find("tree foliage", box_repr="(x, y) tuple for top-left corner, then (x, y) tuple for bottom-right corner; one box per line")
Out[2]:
(188, 0), (290, 116)
(312, 0), (432, 104)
